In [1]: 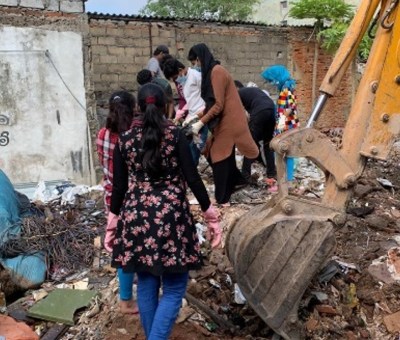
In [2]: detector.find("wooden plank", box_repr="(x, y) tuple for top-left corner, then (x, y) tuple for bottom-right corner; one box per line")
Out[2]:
(185, 293), (236, 333)
(40, 324), (69, 340)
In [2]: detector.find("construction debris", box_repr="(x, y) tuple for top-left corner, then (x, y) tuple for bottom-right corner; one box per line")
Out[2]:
(0, 137), (399, 340)
(27, 289), (98, 325)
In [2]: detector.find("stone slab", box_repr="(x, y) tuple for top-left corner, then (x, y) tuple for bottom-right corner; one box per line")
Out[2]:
(27, 289), (97, 325)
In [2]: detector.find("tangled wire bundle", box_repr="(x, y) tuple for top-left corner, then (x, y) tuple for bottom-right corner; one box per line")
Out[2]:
(0, 215), (99, 272)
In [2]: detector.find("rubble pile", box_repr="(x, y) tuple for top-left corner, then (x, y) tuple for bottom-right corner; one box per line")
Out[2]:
(1, 139), (399, 340)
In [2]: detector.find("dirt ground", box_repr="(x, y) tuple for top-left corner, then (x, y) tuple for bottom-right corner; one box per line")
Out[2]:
(69, 142), (400, 340)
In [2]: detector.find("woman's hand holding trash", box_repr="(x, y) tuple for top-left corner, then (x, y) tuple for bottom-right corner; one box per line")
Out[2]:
(191, 121), (204, 135)
(203, 205), (222, 248)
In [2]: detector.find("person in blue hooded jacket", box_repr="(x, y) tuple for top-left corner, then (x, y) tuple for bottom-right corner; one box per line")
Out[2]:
(261, 65), (300, 185)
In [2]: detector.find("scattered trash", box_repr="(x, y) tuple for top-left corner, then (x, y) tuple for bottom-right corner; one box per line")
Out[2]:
(0, 133), (398, 339)
(204, 322), (218, 332)
(344, 283), (359, 308)
(332, 257), (361, 273)
(318, 261), (340, 283)
(73, 278), (89, 290)
(234, 283), (246, 304)
(377, 178), (394, 188)
(225, 274), (232, 286)
(311, 291), (328, 302)
(32, 289), (48, 302)
(195, 223), (206, 244)
(387, 247), (400, 280)
(209, 279), (221, 290)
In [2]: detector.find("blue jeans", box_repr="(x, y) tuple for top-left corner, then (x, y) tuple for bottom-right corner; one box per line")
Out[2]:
(137, 272), (189, 340)
(118, 268), (134, 301)
(286, 157), (295, 181)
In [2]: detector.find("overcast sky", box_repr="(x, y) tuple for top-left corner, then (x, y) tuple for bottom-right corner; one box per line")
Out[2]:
(85, 0), (148, 15)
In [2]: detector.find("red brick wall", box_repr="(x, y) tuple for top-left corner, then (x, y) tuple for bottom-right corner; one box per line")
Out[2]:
(288, 28), (354, 128)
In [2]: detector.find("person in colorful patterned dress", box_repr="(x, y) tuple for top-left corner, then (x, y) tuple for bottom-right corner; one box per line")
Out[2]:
(97, 91), (138, 314)
(261, 65), (300, 187)
(106, 83), (221, 339)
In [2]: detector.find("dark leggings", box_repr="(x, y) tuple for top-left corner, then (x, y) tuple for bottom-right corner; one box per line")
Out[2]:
(242, 109), (277, 179)
(211, 148), (246, 204)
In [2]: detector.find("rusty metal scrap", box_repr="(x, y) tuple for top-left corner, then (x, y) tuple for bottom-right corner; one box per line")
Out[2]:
(0, 210), (101, 273)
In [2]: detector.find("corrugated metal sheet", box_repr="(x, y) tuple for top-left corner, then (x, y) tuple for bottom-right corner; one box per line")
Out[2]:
(87, 12), (272, 26)
(87, 12), (314, 27)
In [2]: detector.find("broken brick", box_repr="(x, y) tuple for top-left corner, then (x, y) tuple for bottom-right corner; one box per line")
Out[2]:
(305, 318), (319, 332)
(315, 305), (338, 315)
(383, 311), (400, 333)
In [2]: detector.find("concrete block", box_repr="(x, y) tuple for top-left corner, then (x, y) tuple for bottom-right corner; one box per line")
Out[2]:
(119, 73), (135, 83)
(115, 37), (136, 46)
(99, 55), (118, 64)
(106, 27), (122, 37)
(90, 27), (106, 37)
(47, 0), (59, 11)
(101, 74), (119, 82)
(107, 46), (125, 56)
(20, 0), (44, 8)
(0, 0), (18, 6)
(117, 55), (134, 64)
(97, 37), (116, 45)
(60, 0), (83, 13)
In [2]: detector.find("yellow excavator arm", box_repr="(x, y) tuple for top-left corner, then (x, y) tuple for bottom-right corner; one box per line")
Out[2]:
(226, 0), (400, 338)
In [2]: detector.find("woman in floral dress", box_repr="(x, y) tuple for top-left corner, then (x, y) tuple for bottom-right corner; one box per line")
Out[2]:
(106, 83), (221, 339)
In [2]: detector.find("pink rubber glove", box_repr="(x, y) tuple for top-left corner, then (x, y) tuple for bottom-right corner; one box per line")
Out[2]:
(104, 212), (118, 253)
(203, 205), (222, 248)
(175, 109), (188, 121)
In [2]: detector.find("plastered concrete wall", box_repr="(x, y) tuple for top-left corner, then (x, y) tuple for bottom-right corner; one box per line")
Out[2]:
(89, 17), (355, 129)
(0, 2), (96, 185)
(0, 26), (90, 184)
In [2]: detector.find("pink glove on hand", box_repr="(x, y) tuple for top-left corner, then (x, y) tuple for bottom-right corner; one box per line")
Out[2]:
(203, 205), (222, 248)
(175, 109), (187, 121)
(104, 212), (118, 253)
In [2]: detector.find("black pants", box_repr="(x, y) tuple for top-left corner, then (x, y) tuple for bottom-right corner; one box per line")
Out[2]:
(242, 109), (277, 179)
(211, 149), (246, 204)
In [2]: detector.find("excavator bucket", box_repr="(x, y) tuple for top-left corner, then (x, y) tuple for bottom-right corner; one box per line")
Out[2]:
(226, 195), (337, 339)
(226, 0), (400, 338)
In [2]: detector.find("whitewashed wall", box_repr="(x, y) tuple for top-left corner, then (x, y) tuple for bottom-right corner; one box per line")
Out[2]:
(0, 26), (92, 185)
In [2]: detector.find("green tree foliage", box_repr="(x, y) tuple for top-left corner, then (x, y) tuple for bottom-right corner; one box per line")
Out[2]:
(289, 0), (354, 23)
(288, 0), (354, 105)
(290, 0), (373, 62)
(318, 20), (375, 62)
(140, 0), (261, 21)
